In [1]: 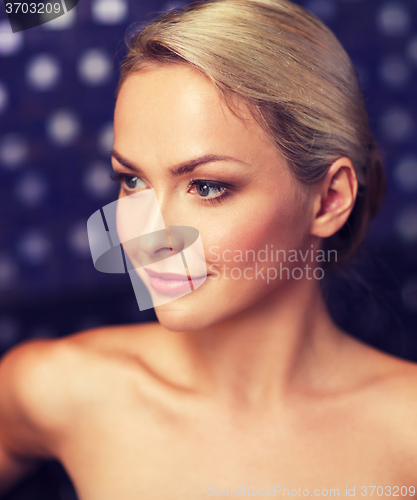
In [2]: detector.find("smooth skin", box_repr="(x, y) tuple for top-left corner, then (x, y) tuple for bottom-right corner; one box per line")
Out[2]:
(0, 64), (417, 500)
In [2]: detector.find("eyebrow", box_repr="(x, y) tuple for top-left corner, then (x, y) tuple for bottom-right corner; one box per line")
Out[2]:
(110, 148), (248, 177)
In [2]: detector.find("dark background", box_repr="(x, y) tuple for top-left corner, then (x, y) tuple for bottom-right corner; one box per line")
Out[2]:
(0, 0), (416, 498)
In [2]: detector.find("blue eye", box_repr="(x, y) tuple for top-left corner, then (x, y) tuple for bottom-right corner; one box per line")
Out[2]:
(195, 181), (224, 198)
(189, 180), (231, 204)
(110, 172), (231, 205)
(110, 172), (146, 191)
(124, 176), (140, 190)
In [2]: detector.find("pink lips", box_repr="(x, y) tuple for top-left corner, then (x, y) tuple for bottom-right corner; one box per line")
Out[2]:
(144, 268), (206, 295)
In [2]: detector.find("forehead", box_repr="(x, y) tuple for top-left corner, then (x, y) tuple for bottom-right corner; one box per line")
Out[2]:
(113, 64), (279, 170)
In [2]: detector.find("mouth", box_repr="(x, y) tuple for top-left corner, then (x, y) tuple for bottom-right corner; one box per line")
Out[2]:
(144, 267), (207, 295)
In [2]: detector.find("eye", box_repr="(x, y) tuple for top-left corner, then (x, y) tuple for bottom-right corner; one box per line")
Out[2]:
(195, 181), (224, 198)
(188, 180), (231, 204)
(110, 172), (146, 191)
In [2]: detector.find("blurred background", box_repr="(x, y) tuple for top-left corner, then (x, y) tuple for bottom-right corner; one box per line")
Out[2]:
(0, 0), (416, 498)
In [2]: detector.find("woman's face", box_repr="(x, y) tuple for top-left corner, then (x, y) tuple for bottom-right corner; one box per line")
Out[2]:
(113, 64), (315, 331)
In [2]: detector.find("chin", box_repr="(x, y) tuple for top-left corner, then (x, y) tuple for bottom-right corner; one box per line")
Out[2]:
(154, 310), (209, 333)
(152, 280), (269, 333)
(149, 283), (218, 331)
(153, 293), (220, 332)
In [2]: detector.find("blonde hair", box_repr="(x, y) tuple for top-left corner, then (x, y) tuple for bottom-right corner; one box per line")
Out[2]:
(117, 0), (386, 266)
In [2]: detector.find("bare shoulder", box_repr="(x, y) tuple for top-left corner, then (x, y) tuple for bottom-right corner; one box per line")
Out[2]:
(0, 337), (72, 458)
(371, 351), (417, 476)
(0, 322), (159, 457)
(339, 332), (417, 456)
(0, 338), (69, 427)
(373, 351), (417, 429)
(341, 331), (417, 403)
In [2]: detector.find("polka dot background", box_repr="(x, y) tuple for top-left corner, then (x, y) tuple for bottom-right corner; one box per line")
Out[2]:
(0, 0), (416, 362)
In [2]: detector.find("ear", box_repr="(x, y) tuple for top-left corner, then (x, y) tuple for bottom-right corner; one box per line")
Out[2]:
(310, 157), (358, 238)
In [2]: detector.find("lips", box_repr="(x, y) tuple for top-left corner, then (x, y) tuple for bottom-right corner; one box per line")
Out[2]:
(144, 267), (207, 295)
(144, 268), (190, 281)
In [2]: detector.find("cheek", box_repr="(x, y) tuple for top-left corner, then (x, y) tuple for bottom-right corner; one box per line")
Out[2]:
(202, 195), (306, 266)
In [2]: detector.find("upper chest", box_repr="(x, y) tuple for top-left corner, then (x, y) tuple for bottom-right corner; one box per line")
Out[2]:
(56, 387), (415, 500)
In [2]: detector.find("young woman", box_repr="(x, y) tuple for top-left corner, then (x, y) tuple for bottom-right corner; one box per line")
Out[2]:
(1, 0), (416, 498)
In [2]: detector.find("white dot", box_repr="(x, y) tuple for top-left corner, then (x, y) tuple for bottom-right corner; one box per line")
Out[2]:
(0, 317), (19, 348)
(0, 133), (28, 169)
(380, 107), (414, 142)
(379, 55), (410, 88)
(394, 155), (417, 192)
(42, 7), (76, 30)
(0, 254), (19, 290)
(402, 276), (417, 313)
(14, 171), (48, 207)
(67, 222), (91, 257)
(26, 54), (61, 91)
(98, 122), (114, 153)
(83, 161), (117, 199)
(77, 49), (112, 86)
(91, 0), (128, 24)
(0, 81), (9, 114)
(46, 109), (80, 146)
(17, 229), (52, 265)
(306, 0), (337, 22)
(406, 36), (417, 65)
(377, 3), (411, 37)
(0, 20), (24, 56)
(395, 206), (417, 242)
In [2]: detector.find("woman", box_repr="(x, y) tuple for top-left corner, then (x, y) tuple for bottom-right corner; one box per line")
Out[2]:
(1, 0), (417, 498)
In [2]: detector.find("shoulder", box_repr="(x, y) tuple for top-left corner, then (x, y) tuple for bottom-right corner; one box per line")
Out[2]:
(372, 355), (417, 431)
(345, 338), (417, 469)
(343, 334), (417, 412)
(0, 337), (69, 458)
(334, 332), (417, 431)
(329, 334), (417, 479)
(0, 338), (68, 426)
(0, 322), (158, 457)
(0, 321), (161, 405)
(375, 358), (417, 478)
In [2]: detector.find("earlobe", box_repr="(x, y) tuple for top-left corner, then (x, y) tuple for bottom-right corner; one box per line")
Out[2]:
(311, 157), (358, 239)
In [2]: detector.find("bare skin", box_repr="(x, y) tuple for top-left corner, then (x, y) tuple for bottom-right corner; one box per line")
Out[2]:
(1, 322), (417, 500)
(0, 65), (416, 499)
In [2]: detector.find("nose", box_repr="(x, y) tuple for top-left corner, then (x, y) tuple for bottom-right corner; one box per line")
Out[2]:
(115, 188), (189, 268)
(135, 228), (174, 264)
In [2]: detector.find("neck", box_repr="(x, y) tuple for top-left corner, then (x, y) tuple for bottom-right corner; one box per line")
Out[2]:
(171, 277), (345, 409)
